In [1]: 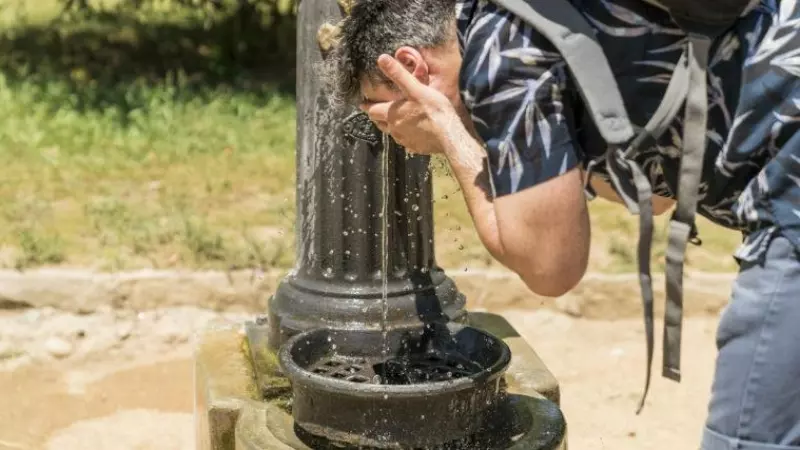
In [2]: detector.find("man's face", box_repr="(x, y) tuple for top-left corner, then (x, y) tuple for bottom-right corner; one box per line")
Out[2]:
(360, 78), (404, 108)
(358, 78), (402, 133)
(357, 42), (463, 122)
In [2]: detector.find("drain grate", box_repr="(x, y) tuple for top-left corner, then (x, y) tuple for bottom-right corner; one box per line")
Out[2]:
(308, 353), (481, 385)
(309, 357), (373, 383)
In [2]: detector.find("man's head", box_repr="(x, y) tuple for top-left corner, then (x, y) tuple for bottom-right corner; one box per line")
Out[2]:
(321, 0), (462, 109)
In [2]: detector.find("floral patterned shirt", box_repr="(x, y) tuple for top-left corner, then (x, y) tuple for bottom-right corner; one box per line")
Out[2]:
(456, 0), (800, 262)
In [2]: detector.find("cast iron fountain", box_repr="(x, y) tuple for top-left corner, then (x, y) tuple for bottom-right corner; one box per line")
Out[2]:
(194, 0), (568, 448)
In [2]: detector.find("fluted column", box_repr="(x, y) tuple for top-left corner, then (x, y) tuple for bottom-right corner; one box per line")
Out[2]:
(267, 0), (466, 349)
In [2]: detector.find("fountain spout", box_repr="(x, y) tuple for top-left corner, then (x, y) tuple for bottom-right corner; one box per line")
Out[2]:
(267, 0), (467, 350)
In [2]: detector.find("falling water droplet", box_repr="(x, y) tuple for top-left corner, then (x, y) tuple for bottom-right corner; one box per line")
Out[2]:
(383, 394), (389, 400)
(343, 231), (349, 236)
(331, 344), (338, 351)
(411, 204), (419, 212)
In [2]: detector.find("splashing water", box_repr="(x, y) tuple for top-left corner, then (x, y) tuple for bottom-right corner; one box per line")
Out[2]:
(380, 133), (391, 359)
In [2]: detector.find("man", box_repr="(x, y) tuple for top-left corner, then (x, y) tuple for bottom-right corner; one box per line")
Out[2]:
(323, 0), (800, 448)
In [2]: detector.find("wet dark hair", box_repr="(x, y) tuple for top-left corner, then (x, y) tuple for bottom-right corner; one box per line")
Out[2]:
(320, 0), (458, 105)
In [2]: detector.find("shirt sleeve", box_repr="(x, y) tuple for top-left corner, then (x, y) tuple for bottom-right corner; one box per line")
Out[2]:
(459, 2), (580, 197)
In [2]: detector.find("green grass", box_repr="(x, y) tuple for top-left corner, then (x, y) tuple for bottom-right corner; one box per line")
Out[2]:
(0, 0), (743, 273)
(0, 0), (299, 270)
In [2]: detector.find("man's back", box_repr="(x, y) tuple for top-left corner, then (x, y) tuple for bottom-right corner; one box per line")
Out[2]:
(456, 0), (798, 262)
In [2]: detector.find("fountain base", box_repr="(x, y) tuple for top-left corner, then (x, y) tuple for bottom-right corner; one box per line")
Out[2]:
(280, 324), (511, 448)
(236, 392), (565, 450)
(194, 312), (567, 450)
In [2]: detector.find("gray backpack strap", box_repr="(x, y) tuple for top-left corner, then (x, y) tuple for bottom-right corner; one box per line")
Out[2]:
(606, 49), (689, 414)
(490, 0), (695, 413)
(663, 35), (713, 382)
(624, 50), (690, 414)
(490, 0), (634, 145)
(624, 50), (690, 159)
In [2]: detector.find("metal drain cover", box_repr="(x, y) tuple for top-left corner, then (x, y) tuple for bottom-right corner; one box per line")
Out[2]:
(279, 322), (511, 449)
(307, 350), (480, 386)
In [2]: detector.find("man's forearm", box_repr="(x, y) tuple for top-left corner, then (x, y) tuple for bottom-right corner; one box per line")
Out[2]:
(433, 113), (508, 263)
(432, 111), (590, 297)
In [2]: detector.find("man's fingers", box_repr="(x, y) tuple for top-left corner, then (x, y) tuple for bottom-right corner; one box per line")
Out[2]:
(387, 100), (406, 123)
(377, 54), (424, 99)
(374, 121), (389, 134)
(365, 102), (390, 123)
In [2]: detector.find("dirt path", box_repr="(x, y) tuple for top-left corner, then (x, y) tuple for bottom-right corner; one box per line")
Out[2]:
(507, 311), (718, 449)
(0, 307), (722, 450)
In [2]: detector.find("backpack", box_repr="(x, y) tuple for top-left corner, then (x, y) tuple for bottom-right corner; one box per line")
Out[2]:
(485, 0), (760, 413)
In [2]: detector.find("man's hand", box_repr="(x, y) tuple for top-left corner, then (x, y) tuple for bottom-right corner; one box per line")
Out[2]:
(361, 54), (458, 155)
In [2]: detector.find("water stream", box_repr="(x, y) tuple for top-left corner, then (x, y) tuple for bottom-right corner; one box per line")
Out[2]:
(380, 133), (391, 360)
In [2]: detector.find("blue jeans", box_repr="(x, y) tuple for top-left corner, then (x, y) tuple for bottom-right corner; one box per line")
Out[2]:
(703, 236), (800, 449)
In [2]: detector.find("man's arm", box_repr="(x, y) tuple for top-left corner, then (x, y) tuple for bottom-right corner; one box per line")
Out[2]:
(436, 113), (589, 297)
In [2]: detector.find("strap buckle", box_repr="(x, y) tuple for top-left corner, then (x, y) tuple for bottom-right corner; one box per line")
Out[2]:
(669, 210), (702, 246)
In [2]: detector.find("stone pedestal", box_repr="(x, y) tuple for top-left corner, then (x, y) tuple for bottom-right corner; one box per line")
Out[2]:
(194, 313), (567, 450)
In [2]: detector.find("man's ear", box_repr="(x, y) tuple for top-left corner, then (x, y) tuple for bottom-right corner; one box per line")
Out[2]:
(393, 46), (430, 85)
